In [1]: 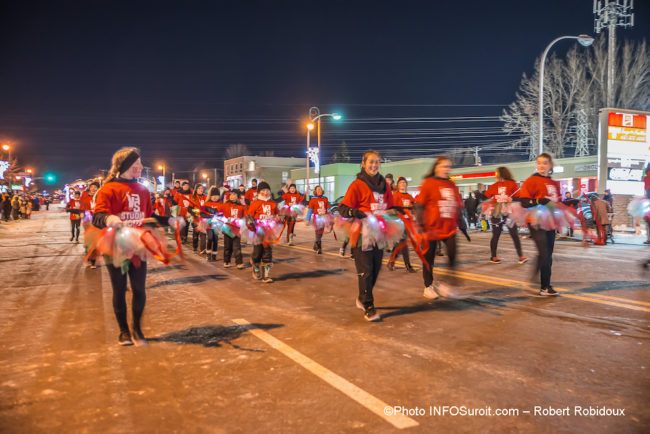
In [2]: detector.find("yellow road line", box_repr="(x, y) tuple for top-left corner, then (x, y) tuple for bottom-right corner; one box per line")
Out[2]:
(278, 243), (650, 313)
(233, 318), (419, 430)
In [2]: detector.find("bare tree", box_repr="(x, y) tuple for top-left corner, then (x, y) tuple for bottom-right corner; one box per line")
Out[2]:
(224, 143), (250, 160)
(502, 36), (650, 159)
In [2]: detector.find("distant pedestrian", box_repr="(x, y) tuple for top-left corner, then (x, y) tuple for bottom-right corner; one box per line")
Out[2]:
(66, 191), (83, 242)
(591, 194), (612, 244)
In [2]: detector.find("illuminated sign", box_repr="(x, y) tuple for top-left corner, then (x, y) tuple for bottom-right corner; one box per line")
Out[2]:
(0, 160), (9, 179)
(307, 147), (320, 174)
(607, 167), (643, 182)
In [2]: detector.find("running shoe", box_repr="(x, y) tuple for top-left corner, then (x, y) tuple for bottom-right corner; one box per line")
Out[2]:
(236, 263), (245, 270)
(405, 266), (417, 273)
(490, 257), (502, 264)
(423, 285), (439, 299)
(223, 262), (232, 268)
(132, 328), (147, 347)
(539, 287), (559, 296)
(387, 261), (395, 271)
(364, 306), (381, 322)
(518, 256), (528, 264)
(339, 247), (345, 256)
(118, 331), (133, 346)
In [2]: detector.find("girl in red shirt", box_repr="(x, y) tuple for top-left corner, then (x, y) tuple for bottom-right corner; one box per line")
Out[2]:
(416, 156), (463, 300)
(484, 167), (527, 265)
(221, 191), (247, 268)
(339, 150), (394, 322)
(520, 153), (562, 296)
(66, 191), (83, 242)
(246, 181), (279, 283)
(281, 183), (304, 245)
(202, 186), (222, 262)
(190, 184), (207, 254)
(92, 147), (153, 346)
(307, 185), (331, 254)
(173, 181), (193, 243)
(388, 176), (417, 273)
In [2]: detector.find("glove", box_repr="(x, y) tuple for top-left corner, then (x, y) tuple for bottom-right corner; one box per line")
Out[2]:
(353, 209), (367, 219)
(538, 198), (551, 205)
(106, 215), (122, 228)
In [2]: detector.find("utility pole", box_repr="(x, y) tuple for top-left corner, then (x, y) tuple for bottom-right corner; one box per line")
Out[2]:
(473, 147), (482, 166)
(574, 104), (591, 157)
(594, 0), (635, 107)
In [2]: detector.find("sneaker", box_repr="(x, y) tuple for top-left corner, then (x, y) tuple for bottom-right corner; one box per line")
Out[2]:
(223, 262), (232, 268)
(539, 287), (559, 296)
(518, 256), (528, 264)
(132, 328), (147, 346)
(236, 263), (245, 270)
(490, 257), (502, 264)
(118, 331), (133, 346)
(423, 285), (439, 299)
(263, 276), (273, 283)
(289, 234), (295, 246)
(364, 306), (381, 322)
(252, 266), (262, 280)
(90, 265), (97, 269)
(339, 247), (345, 256)
(405, 266), (417, 273)
(70, 236), (74, 242)
(387, 261), (395, 271)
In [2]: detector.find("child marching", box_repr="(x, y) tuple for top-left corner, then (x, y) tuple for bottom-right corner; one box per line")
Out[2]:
(81, 181), (100, 268)
(173, 181), (193, 244)
(202, 186), (223, 262)
(66, 191), (83, 243)
(221, 190), (247, 268)
(416, 156), (464, 299)
(483, 167), (527, 265)
(338, 150), (394, 322)
(281, 183), (304, 246)
(388, 176), (417, 272)
(190, 184), (207, 254)
(307, 185), (331, 254)
(246, 181), (280, 283)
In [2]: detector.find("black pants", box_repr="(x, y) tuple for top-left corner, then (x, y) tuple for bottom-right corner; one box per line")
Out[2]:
(105, 258), (147, 333)
(286, 216), (296, 241)
(315, 229), (323, 242)
(192, 224), (206, 252)
(390, 239), (411, 266)
(252, 244), (272, 264)
(422, 235), (457, 288)
(351, 245), (383, 308)
(207, 229), (218, 253)
(70, 219), (81, 240)
(180, 217), (189, 242)
(224, 234), (242, 264)
(528, 226), (555, 289)
(490, 221), (522, 258)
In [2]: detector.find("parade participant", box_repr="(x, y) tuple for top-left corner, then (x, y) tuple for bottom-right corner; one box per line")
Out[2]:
(171, 180), (181, 197)
(173, 181), (193, 244)
(222, 190), (246, 268)
(219, 183), (231, 202)
(644, 163), (650, 244)
(388, 176), (416, 272)
(520, 153), (562, 296)
(190, 184), (207, 254)
(246, 181), (279, 283)
(385, 173), (395, 191)
(155, 189), (173, 217)
(81, 182), (100, 268)
(307, 185), (330, 254)
(66, 191), (83, 242)
(92, 147), (154, 346)
(202, 187), (223, 262)
(282, 183), (304, 245)
(338, 150), (394, 322)
(416, 155), (464, 299)
(484, 167), (526, 264)
(245, 179), (258, 205)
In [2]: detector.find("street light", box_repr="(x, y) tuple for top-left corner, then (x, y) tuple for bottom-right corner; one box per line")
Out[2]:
(26, 169), (32, 174)
(157, 164), (166, 192)
(538, 34), (594, 156)
(306, 123), (314, 198)
(1, 144), (11, 160)
(201, 172), (209, 187)
(309, 107), (342, 191)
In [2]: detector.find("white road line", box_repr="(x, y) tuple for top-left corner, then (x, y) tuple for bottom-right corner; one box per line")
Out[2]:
(232, 318), (419, 430)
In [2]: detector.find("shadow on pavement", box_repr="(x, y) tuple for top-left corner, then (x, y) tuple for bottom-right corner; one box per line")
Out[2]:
(568, 280), (650, 295)
(147, 264), (187, 274)
(149, 323), (284, 352)
(273, 268), (345, 282)
(148, 274), (227, 288)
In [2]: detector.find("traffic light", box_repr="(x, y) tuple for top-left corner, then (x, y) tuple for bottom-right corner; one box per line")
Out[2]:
(44, 172), (57, 184)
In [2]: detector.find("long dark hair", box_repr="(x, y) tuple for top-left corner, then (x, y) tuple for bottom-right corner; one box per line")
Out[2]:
(496, 166), (515, 182)
(424, 155), (451, 178)
(192, 183), (204, 199)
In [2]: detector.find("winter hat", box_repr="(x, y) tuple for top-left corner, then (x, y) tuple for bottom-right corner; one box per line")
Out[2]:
(397, 176), (407, 184)
(223, 183), (230, 190)
(257, 181), (271, 192)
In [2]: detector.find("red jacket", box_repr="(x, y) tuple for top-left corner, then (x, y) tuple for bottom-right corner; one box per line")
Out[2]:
(221, 201), (246, 219)
(246, 199), (278, 220)
(392, 191), (415, 208)
(173, 190), (193, 217)
(282, 192), (304, 206)
(520, 173), (561, 203)
(485, 180), (520, 203)
(341, 179), (394, 213)
(308, 196), (330, 216)
(94, 180), (153, 227)
(80, 193), (95, 212)
(155, 197), (172, 217)
(417, 177), (463, 240)
(245, 188), (257, 203)
(66, 199), (83, 220)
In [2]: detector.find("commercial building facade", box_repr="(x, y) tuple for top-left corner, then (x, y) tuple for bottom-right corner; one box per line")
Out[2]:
(224, 156), (304, 190)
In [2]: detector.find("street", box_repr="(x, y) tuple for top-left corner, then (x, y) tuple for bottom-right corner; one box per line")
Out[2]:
(1, 207), (648, 433)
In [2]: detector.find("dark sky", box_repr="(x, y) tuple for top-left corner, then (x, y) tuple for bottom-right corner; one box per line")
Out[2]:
(0, 0), (648, 185)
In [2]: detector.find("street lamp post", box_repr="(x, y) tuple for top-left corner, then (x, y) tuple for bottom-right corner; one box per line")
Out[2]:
(308, 107), (342, 194)
(201, 172), (209, 187)
(2, 144), (11, 161)
(157, 164), (166, 192)
(538, 34), (594, 156)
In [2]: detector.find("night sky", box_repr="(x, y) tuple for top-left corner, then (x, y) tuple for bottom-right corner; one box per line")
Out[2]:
(0, 0), (648, 185)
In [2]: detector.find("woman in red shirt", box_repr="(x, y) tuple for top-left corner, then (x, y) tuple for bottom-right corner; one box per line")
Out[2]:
(484, 167), (527, 264)
(190, 184), (207, 254)
(93, 147), (153, 346)
(519, 153), (562, 296)
(66, 191), (83, 243)
(281, 183), (304, 245)
(416, 156), (464, 300)
(307, 185), (330, 254)
(339, 150), (394, 322)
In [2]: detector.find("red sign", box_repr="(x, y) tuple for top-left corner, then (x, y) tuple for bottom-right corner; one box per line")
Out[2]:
(608, 113), (646, 129)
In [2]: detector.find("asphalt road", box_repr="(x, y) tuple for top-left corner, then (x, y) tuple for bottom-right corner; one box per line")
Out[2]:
(0, 207), (648, 433)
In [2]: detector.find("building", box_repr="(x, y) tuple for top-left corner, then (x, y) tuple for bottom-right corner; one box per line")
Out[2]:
(224, 156), (305, 190)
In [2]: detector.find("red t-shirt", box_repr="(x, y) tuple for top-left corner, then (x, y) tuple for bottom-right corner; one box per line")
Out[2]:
(245, 188), (257, 203)
(417, 177), (463, 240)
(94, 181), (153, 227)
(282, 192), (304, 206)
(66, 199), (82, 220)
(173, 191), (193, 217)
(392, 191), (415, 208)
(246, 199), (278, 220)
(308, 196), (330, 216)
(202, 200), (222, 215)
(520, 174), (561, 203)
(155, 197), (172, 216)
(80, 193), (95, 212)
(221, 202), (246, 219)
(485, 180), (520, 203)
(644, 171), (650, 191)
(340, 179), (394, 214)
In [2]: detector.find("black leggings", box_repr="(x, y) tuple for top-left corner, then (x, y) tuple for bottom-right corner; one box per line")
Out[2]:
(490, 221), (523, 258)
(286, 217), (296, 241)
(528, 226), (555, 289)
(422, 235), (457, 288)
(70, 219), (81, 240)
(351, 245), (383, 308)
(223, 234), (242, 264)
(105, 259), (147, 333)
(207, 230), (218, 253)
(252, 244), (272, 264)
